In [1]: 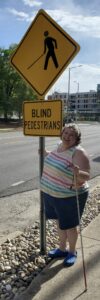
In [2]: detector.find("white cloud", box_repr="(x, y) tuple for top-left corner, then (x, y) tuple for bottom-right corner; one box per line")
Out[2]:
(7, 5), (100, 38)
(46, 63), (100, 97)
(22, 0), (42, 7)
(7, 8), (29, 20)
(46, 9), (100, 38)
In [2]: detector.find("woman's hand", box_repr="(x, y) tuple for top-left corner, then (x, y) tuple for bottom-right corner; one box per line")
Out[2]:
(73, 164), (90, 188)
(38, 149), (50, 156)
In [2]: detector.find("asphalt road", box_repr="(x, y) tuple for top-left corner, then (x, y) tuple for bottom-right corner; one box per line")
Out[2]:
(0, 123), (100, 197)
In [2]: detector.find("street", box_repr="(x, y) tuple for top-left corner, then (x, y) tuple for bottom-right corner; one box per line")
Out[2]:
(0, 123), (100, 197)
(0, 122), (100, 242)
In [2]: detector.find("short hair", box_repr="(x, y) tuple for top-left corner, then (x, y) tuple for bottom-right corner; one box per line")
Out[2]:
(61, 123), (81, 145)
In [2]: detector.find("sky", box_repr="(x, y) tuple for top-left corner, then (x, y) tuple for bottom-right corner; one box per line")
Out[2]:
(0, 0), (100, 97)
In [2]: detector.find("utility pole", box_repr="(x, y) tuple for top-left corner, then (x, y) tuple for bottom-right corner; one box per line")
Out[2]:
(67, 65), (82, 122)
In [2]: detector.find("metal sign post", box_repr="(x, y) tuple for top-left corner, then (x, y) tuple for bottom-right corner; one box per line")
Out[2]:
(23, 99), (62, 254)
(39, 136), (46, 254)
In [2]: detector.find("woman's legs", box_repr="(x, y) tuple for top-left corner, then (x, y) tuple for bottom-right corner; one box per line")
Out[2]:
(67, 227), (78, 253)
(63, 227), (78, 266)
(56, 221), (68, 251)
(57, 221), (78, 253)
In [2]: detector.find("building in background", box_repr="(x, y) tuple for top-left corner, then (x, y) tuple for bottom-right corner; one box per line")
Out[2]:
(48, 85), (100, 121)
(48, 91), (68, 111)
(97, 84), (100, 119)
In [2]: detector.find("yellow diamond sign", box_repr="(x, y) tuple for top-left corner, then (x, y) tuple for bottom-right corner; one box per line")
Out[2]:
(11, 9), (80, 96)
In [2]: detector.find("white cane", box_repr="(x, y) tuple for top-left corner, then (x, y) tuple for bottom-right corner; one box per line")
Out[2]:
(74, 172), (87, 292)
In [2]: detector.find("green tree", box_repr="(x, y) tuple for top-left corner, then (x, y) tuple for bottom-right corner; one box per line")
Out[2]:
(13, 78), (37, 119)
(0, 45), (37, 121)
(0, 46), (18, 120)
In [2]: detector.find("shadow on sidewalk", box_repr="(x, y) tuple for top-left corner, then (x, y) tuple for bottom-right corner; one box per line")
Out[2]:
(14, 248), (100, 300)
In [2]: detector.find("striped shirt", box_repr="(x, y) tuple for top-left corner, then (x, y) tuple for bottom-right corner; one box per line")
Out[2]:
(41, 145), (88, 198)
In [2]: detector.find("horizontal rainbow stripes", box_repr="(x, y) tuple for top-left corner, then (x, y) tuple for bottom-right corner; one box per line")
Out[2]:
(41, 147), (76, 198)
(41, 146), (88, 198)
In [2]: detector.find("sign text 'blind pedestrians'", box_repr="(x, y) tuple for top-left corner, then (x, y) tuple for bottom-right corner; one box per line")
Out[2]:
(23, 100), (62, 136)
(11, 9), (80, 97)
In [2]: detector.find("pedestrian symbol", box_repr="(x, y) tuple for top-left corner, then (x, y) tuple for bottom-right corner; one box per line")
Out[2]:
(44, 31), (59, 70)
(11, 9), (80, 96)
(27, 30), (59, 71)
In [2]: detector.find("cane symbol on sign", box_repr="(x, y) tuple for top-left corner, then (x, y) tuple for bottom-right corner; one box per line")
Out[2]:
(27, 53), (44, 70)
(27, 31), (59, 70)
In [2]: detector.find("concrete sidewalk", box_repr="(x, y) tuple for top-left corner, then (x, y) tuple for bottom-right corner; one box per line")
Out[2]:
(14, 214), (100, 300)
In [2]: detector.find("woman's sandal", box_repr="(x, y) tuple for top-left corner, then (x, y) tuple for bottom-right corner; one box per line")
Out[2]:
(63, 251), (77, 267)
(48, 248), (69, 258)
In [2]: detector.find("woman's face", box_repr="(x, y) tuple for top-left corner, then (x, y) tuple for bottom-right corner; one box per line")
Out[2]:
(62, 127), (77, 148)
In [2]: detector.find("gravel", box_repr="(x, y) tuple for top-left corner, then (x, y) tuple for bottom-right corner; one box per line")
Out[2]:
(0, 186), (100, 300)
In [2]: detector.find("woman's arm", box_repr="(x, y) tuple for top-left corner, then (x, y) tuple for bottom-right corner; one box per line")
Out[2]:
(72, 148), (90, 187)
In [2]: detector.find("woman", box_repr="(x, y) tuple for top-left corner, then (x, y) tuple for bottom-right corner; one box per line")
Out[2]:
(40, 123), (90, 267)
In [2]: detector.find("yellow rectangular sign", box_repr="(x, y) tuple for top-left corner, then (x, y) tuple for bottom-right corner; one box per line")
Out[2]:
(23, 100), (62, 136)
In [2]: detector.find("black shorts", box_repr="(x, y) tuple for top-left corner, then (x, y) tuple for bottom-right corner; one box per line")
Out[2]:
(43, 191), (89, 230)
